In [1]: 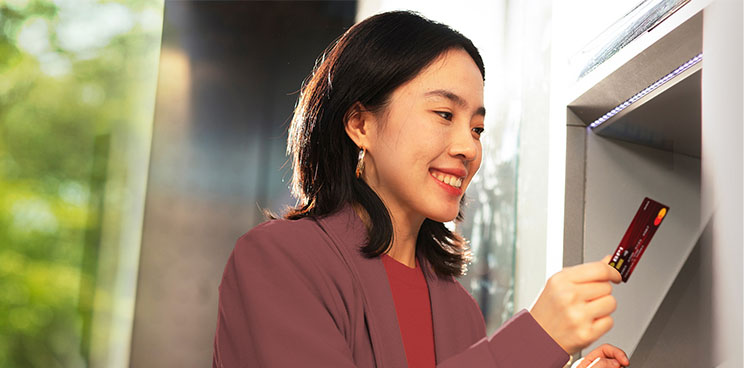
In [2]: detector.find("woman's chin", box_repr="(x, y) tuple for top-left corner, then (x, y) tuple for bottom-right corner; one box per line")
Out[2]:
(426, 208), (460, 224)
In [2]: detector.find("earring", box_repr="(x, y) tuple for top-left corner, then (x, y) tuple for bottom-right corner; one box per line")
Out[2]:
(355, 147), (366, 178)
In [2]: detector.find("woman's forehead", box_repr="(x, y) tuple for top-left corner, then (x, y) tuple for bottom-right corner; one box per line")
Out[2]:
(389, 67), (483, 115)
(401, 50), (484, 99)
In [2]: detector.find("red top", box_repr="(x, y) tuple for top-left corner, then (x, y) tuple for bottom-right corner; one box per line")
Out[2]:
(382, 254), (436, 368)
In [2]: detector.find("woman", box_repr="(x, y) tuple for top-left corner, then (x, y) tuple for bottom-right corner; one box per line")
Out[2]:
(213, 11), (630, 368)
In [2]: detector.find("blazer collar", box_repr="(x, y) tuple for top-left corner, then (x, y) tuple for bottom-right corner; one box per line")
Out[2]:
(316, 204), (463, 367)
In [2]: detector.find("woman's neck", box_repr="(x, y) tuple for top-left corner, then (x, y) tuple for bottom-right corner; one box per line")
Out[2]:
(387, 206), (424, 268)
(386, 227), (419, 268)
(353, 202), (423, 268)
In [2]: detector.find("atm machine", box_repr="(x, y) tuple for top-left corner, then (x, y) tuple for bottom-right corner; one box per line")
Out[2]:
(561, 0), (741, 366)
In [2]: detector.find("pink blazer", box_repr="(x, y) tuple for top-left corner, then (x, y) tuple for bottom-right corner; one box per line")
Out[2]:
(213, 205), (569, 367)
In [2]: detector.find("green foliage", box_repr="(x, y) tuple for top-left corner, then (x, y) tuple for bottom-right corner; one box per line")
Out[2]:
(0, 1), (162, 366)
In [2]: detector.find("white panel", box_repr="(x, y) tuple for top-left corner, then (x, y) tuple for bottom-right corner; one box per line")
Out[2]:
(702, 0), (744, 365)
(583, 133), (701, 356)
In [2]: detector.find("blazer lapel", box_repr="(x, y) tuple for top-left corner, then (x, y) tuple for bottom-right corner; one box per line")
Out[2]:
(424, 265), (454, 364)
(423, 258), (487, 364)
(316, 206), (408, 368)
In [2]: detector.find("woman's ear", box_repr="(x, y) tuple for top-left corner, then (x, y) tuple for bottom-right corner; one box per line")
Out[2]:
(344, 102), (374, 148)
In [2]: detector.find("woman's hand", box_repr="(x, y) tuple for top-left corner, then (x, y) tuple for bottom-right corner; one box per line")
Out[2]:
(574, 344), (630, 368)
(529, 255), (622, 354)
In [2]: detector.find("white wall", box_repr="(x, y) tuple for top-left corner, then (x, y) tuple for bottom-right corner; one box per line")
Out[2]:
(702, 0), (743, 366)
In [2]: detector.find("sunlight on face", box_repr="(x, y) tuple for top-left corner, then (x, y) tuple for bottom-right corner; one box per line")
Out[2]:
(363, 48), (485, 224)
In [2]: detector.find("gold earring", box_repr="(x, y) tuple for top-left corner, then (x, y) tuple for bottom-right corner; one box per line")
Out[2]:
(355, 147), (366, 178)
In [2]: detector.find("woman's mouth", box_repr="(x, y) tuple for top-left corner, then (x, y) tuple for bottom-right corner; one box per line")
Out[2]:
(429, 169), (465, 195)
(433, 172), (462, 188)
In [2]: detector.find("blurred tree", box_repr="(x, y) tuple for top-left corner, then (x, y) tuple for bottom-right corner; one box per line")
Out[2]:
(0, 1), (162, 366)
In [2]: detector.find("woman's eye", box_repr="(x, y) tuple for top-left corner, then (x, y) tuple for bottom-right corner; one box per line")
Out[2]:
(472, 127), (485, 137)
(435, 111), (453, 121)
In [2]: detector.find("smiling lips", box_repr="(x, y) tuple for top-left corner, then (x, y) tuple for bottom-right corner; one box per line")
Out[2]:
(429, 168), (466, 190)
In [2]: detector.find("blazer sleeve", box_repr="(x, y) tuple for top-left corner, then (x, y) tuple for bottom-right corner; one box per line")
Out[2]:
(437, 309), (570, 368)
(212, 224), (358, 368)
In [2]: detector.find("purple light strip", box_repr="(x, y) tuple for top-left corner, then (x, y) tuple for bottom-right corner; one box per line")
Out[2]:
(589, 52), (703, 129)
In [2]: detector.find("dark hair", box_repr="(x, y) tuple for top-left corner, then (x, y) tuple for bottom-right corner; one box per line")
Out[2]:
(285, 10), (485, 278)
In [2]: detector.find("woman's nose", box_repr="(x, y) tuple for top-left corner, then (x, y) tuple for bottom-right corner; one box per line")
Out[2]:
(448, 126), (478, 161)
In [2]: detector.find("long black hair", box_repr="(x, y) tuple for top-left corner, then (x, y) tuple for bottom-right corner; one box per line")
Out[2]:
(285, 10), (485, 278)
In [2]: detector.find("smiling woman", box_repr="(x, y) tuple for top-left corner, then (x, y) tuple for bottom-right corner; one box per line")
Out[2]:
(282, 11), (486, 279)
(213, 10), (627, 368)
(343, 47), (485, 268)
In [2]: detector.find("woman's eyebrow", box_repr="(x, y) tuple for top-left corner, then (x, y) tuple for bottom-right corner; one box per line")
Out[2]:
(423, 89), (486, 117)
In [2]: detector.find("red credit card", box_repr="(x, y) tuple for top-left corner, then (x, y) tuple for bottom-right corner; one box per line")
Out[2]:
(609, 197), (669, 282)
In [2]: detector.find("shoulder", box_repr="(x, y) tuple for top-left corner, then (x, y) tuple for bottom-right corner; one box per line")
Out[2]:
(234, 216), (326, 257)
(229, 216), (348, 281)
(237, 216), (324, 249)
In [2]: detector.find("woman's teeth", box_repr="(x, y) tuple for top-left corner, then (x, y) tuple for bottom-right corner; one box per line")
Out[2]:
(434, 173), (463, 188)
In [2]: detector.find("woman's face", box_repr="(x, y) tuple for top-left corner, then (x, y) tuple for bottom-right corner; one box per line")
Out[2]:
(362, 48), (484, 224)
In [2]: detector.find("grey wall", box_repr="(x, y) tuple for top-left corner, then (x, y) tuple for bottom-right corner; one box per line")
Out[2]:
(130, 2), (356, 366)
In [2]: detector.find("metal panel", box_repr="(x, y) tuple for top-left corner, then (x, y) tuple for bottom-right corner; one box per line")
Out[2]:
(569, 12), (702, 124)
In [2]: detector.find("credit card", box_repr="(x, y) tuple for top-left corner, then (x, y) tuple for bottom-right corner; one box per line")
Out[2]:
(609, 197), (669, 282)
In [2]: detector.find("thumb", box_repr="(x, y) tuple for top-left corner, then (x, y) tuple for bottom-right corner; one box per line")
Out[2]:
(602, 255), (623, 283)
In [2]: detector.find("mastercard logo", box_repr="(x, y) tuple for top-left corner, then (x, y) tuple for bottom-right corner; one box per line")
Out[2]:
(653, 208), (667, 226)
